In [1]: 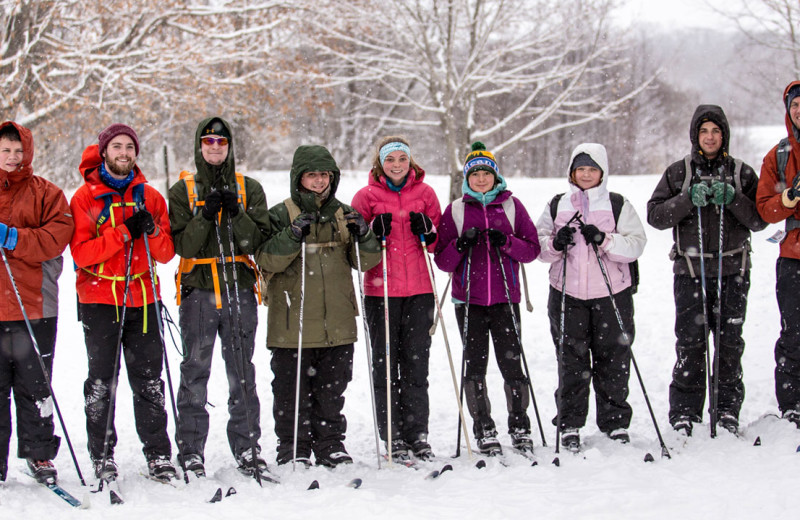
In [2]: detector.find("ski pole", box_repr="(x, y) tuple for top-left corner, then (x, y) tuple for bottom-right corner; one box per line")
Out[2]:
(419, 236), (473, 459)
(380, 237), (393, 466)
(695, 177), (713, 438)
(97, 239), (135, 491)
(291, 237), (307, 472)
(214, 220), (262, 485)
(0, 247), (87, 486)
(354, 238), (382, 469)
(711, 166), (727, 438)
(585, 228), (671, 459)
(493, 244), (547, 447)
(428, 275), (451, 336)
(554, 246), (568, 459)
(140, 207), (189, 484)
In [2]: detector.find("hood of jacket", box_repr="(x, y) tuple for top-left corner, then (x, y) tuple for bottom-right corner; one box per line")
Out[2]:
(79, 143), (147, 197)
(784, 80), (800, 144)
(194, 116), (236, 188)
(689, 104), (730, 161)
(567, 142), (609, 194)
(290, 145), (341, 213)
(0, 121), (34, 186)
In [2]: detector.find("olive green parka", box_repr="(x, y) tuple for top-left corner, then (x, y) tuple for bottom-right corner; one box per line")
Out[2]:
(256, 145), (380, 349)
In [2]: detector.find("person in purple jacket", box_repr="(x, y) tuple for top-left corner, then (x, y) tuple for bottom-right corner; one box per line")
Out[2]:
(434, 142), (540, 456)
(536, 143), (646, 452)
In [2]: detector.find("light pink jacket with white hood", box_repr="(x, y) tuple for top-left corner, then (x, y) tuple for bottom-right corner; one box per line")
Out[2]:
(536, 143), (646, 300)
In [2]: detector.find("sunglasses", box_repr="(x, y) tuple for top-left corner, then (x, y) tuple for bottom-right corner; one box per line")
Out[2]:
(201, 136), (228, 146)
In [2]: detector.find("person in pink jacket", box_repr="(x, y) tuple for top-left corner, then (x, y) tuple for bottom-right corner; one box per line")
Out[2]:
(536, 143), (646, 452)
(351, 136), (442, 463)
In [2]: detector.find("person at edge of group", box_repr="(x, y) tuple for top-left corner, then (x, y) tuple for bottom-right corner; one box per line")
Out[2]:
(168, 117), (271, 478)
(756, 81), (800, 429)
(255, 145), (380, 468)
(70, 124), (177, 481)
(0, 122), (73, 484)
(434, 142), (540, 456)
(351, 136), (442, 464)
(537, 143), (646, 452)
(648, 105), (766, 437)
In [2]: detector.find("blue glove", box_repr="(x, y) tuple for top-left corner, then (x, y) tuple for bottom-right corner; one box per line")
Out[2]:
(0, 223), (18, 250)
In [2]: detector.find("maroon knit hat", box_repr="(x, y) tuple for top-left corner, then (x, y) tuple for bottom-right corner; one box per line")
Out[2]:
(98, 123), (140, 156)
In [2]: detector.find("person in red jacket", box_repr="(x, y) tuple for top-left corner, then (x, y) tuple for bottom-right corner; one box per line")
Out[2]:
(0, 122), (73, 484)
(70, 124), (177, 481)
(351, 136), (442, 462)
(756, 80), (800, 428)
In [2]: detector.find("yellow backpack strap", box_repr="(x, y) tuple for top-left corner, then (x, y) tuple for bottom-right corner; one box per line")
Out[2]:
(334, 207), (351, 244)
(284, 197), (301, 222)
(179, 171), (198, 214)
(235, 172), (247, 211)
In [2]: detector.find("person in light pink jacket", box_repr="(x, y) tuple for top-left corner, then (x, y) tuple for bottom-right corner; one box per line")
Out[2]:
(351, 136), (441, 463)
(536, 143), (646, 452)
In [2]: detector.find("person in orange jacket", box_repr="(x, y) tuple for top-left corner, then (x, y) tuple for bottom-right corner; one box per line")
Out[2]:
(756, 80), (800, 429)
(0, 121), (73, 484)
(70, 124), (176, 481)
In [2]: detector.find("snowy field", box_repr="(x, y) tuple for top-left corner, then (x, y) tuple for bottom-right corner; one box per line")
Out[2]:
(1, 165), (799, 519)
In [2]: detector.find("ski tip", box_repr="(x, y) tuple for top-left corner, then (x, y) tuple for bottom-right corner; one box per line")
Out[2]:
(530, 460), (538, 467)
(753, 436), (761, 446)
(80, 493), (92, 510)
(475, 460), (486, 469)
(439, 463), (453, 474)
(425, 470), (440, 480)
(348, 478), (362, 489)
(796, 444), (800, 453)
(109, 489), (124, 505)
(307, 480), (320, 490)
(209, 488), (223, 503)
(225, 487), (237, 497)
(552, 457), (560, 467)
(644, 453), (655, 463)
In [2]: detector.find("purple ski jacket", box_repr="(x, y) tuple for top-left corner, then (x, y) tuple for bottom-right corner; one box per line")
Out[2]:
(435, 189), (540, 306)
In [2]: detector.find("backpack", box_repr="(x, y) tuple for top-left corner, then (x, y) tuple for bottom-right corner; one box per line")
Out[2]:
(257, 198), (351, 306)
(774, 137), (800, 232)
(549, 192), (639, 294)
(450, 196), (533, 312)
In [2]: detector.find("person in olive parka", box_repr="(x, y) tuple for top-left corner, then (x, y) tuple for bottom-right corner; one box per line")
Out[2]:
(169, 117), (271, 477)
(256, 145), (380, 467)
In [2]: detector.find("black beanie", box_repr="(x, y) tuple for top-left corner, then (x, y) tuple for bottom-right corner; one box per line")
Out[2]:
(787, 85), (800, 112)
(570, 152), (602, 174)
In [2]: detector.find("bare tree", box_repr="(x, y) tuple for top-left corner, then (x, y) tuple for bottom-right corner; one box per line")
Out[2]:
(300, 0), (653, 199)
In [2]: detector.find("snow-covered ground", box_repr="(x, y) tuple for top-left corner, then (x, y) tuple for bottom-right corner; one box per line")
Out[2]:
(2, 167), (799, 519)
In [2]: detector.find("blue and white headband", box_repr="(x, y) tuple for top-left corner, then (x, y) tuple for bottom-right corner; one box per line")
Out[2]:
(379, 142), (411, 165)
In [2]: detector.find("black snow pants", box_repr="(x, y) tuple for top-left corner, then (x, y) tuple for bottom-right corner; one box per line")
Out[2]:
(774, 258), (800, 414)
(81, 303), (171, 461)
(365, 294), (433, 445)
(454, 302), (530, 437)
(270, 344), (354, 463)
(547, 287), (634, 433)
(668, 273), (748, 424)
(0, 318), (60, 476)
(176, 286), (261, 461)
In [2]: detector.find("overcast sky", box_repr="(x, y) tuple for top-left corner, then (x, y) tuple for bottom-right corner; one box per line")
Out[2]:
(615, 0), (732, 30)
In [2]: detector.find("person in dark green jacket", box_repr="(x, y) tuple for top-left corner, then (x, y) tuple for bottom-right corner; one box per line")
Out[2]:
(168, 117), (271, 478)
(256, 144), (380, 467)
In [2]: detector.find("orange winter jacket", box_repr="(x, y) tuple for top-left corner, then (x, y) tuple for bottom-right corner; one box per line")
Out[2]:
(70, 144), (174, 308)
(0, 121), (73, 321)
(756, 80), (800, 260)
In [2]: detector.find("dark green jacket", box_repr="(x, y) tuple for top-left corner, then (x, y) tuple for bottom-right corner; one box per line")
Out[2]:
(256, 145), (380, 348)
(169, 117), (271, 291)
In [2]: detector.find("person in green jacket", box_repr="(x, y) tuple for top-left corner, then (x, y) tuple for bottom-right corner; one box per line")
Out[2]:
(168, 117), (271, 478)
(256, 144), (380, 467)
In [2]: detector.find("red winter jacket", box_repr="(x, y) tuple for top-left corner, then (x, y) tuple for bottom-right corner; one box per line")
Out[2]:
(351, 168), (442, 297)
(757, 80), (800, 260)
(70, 144), (174, 307)
(0, 121), (73, 321)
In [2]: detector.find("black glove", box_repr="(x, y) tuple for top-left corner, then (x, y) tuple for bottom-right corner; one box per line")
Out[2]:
(202, 190), (224, 221)
(456, 227), (480, 253)
(486, 228), (507, 248)
(221, 189), (240, 218)
(553, 225), (575, 252)
(345, 211), (369, 237)
(409, 211), (433, 235)
(290, 213), (315, 240)
(372, 213), (392, 237)
(580, 224), (605, 246)
(789, 174), (800, 201)
(124, 210), (155, 240)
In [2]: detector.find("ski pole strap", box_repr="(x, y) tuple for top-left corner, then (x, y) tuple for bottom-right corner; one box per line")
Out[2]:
(176, 255), (259, 308)
(80, 268), (151, 332)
